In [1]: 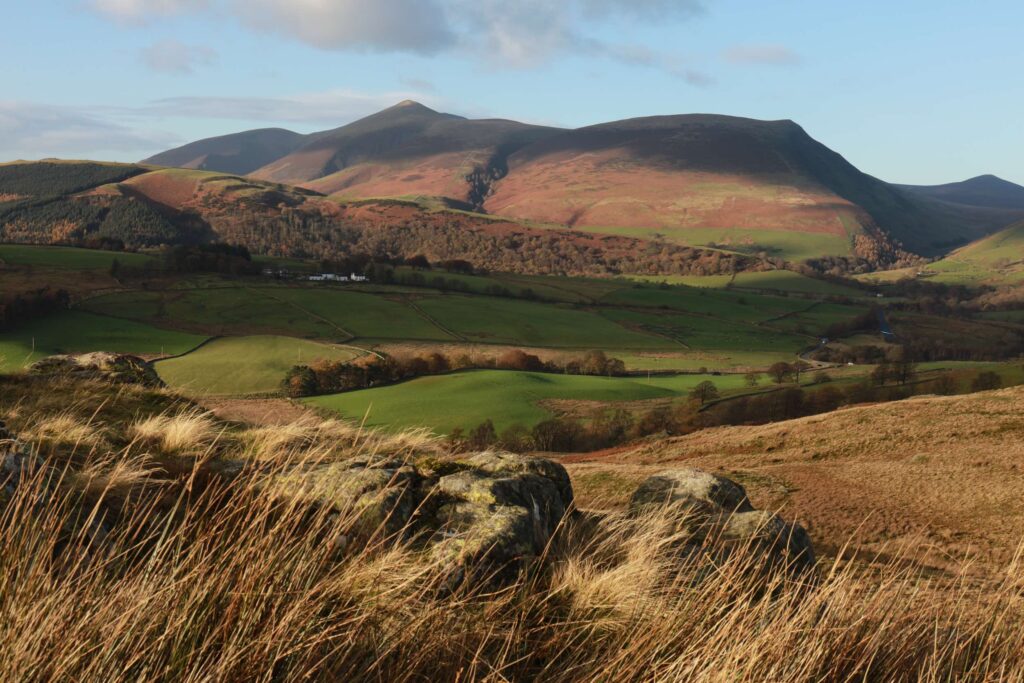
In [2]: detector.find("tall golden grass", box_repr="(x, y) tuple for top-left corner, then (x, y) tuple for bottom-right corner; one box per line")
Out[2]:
(2, 415), (1024, 681)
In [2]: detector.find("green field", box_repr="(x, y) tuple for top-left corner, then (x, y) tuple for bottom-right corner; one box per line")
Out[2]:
(266, 288), (453, 340)
(156, 335), (362, 395)
(415, 295), (673, 348)
(573, 225), (853, 262)
(631, 270), (863, 297)
(860, 222), (1024, 287)
(0, 244), (154, 270)
(598, 308), (809, 358)
(307, 369), (748, 433)
(0, 311), (205, 372)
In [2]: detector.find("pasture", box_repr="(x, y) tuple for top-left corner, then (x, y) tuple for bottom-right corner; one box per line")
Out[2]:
(307, 369), (749, 434)
(0, 244), (153, 270)
(0, 311), (205, 372)
(156, 335), (362, 395)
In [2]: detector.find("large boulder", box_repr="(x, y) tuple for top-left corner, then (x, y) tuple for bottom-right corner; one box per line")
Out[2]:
(267, 451), (573, 574)
(29, 352), (164, 387)
(628, 468), (815, 573)
(430, 455), (569, 569)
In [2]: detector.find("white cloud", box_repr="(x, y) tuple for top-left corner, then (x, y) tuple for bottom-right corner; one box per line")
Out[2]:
(724, 44), (801, 66)
(90, 0), (208, 23)
(141, 39), (217, 74)
(0, 101), (179, 160)
(87, 0), (709, 80)
(238, 0), (454, 54)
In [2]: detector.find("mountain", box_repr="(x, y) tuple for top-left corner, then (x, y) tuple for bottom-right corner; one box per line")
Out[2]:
(484, 114), (1017, 259)
(897, 175), (1024, 211)
(249, 101), (562, 204)
(142, 128), (306, 175)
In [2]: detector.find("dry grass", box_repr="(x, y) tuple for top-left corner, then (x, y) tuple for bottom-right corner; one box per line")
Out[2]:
(129, 410), (219, 453)
(3, 382), (1024, 680)
(2, 447), (1024, 681)
(22, 412), (101, 449)
(566, 386), (1024, 576)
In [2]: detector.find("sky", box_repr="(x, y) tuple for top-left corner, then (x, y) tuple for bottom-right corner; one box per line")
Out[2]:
(2, 0), (1021, 185)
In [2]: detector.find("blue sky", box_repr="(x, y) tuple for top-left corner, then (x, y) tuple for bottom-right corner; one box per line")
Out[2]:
(2, 0), (1021, 185)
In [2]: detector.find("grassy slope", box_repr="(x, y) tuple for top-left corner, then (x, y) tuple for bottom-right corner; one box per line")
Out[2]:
(0, 311), (205, 372)
(307, 369), (749, 433)
(156, 335), (361, 395)
(415, 295), (676, 348)
(858, 221), (1024, 287)
(0, 244), (154, 270)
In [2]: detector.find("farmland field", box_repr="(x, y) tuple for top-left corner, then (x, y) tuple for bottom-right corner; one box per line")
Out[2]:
(156, 335), (362, 395)
(414, 295), (674, 348)
(306, 369), (748, 433)
(0, 310), (205, 372)
(0, 244), (154, 270)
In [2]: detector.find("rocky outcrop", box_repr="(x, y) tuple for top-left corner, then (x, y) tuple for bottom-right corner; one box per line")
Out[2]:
(29, 352), (164, 387)
(269, 451), (572, 575)
(629, 468), (815, 573)
(274, 455), (813, 579)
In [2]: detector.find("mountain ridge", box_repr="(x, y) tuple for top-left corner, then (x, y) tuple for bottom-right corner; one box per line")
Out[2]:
(134, 101), (1024, 262)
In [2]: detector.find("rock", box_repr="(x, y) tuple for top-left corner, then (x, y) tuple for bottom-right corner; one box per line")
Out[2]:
(269, 450), (572, 576)
(629, 468), (753, 514)
(29, 352), (164, 387)
(273, 459), (423, 541)
(458, 451), (574, 508)
(431, 460), (567, 567)
(629, 468), (815, 573)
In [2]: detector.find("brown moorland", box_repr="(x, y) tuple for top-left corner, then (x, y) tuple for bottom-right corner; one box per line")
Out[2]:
(564, 385), (1024, 576)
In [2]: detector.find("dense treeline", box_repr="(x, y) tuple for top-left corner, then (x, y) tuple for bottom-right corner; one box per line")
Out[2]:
(110, 243), (259, 278)
(282, 349), (627, 398)
(1, 196), (205, 248)
(451, 363), (1013, 453)
(0, 162), (145, 202)
(0, 287), (70, 331)
(198, 199), (767, 278)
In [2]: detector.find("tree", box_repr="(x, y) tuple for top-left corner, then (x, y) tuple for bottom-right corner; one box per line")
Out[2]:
(406, 254), (432, 270)
(498, 424), (532, 452)
(793, 360), (812, 384)
(744, 372), (761, 387)
(468, 419), (498, 450)
(282, 366), (317, 398)
(932, 373), (957, 395)
(871, 361), (891, 386)
(972, 371), (1002, 392)
(689, 380), (719, 405)
(768, 362), (793, 384)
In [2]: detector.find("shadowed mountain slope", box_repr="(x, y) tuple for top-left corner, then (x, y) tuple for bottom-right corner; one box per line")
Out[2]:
(142, 129), (306, 176)
(897, 175), (1024, 211)
(249, 101), (562, 203)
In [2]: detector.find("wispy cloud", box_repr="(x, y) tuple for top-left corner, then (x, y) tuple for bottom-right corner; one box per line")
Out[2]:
(86, 0), (710, 82)
(140, 40), (217, 74)
(89, 0), (209, 23)
(0, 101), (180, 160)
(723, 44), (801, 66)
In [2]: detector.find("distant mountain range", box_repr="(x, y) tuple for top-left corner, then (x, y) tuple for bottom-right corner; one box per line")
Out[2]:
(897, 175), (1024, 211)
(143, 101), (1024, 260)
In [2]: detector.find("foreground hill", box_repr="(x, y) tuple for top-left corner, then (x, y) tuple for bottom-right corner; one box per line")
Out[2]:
(2, 368), (1023, 679)
(566, 385), (1024, 575)
(143, 102), (1024, 262)
(141, 128), (306, 175)
(898, 174), (1024, 210)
